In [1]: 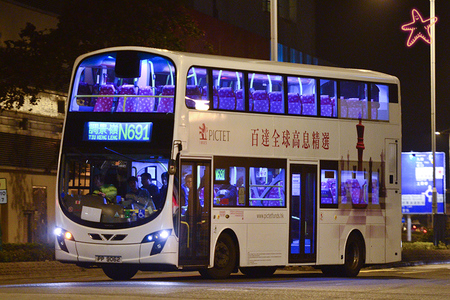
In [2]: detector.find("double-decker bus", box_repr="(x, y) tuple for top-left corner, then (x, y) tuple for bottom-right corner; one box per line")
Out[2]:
(55, 47), (402, 280)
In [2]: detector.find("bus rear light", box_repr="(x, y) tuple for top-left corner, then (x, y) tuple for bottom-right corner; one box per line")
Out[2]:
(142, 229), (172, 256)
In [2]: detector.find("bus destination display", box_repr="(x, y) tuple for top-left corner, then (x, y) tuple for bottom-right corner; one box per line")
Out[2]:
(84, 122), (152, 142)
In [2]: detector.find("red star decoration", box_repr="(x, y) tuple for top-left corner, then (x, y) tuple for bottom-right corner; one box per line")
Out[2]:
(401, 9), (438, 47)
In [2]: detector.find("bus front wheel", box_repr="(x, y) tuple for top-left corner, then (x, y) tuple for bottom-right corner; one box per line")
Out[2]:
(102, 264), (138, 280)
(199, 233), (236, 279)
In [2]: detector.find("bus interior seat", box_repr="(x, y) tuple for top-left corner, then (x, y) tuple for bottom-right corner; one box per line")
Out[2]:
(218, 87), (236, 110)
(321, 179), (337, 204)
(341, 179), (361, 204)
(252, 90), (269, 112)
(116, 84), (137, 112)
(93, 84), (115, 112)
(212, 87), (218, 109)
(340, 98), (348, 118)
(185, 85), (202, 109)
(235, 89), (245, 111)
(320, 95), (334, 117)
(288, 93), (301, 115)
(347, 98), (363, 119)
(136, 86), (155, 112)
(269, 91), (283, 113)
(157, 85), (175, 113)
(301, 94), (316, 116)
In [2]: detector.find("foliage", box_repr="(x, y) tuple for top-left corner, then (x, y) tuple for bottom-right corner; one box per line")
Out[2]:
(0, 243), (54, 262)
(0, 23), (46, 110)
(402, 241), (449, 250)
(0, 0), (210, 110)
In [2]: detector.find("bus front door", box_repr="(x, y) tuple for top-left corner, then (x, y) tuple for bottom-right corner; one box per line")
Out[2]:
(289, 164), (317, 263)
(178, 160), (211, 266)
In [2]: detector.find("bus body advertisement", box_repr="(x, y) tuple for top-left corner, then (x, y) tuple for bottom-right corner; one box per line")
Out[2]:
(55, 47), (401, 280)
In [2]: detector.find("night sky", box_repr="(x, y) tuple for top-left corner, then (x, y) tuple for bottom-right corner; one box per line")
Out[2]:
(315, 0), (450, 154)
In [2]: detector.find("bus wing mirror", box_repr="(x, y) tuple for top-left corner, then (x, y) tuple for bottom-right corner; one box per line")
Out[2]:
(168, 140), (182, 175)
(168, 159), (177, 175)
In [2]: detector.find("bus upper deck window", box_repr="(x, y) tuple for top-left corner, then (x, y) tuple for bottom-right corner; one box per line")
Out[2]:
(370, 83), (389, 121)
(70, 52), (176, 113)
(288, 76), (316, 116)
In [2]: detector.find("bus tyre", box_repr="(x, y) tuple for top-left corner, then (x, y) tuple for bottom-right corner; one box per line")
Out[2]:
(341, 233), (365, 277)
(240, 266), (277, 278)
(200, 233), (236, 279)
(102, 264), (138, 280)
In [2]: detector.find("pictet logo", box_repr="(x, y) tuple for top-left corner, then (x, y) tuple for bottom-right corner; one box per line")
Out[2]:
(199, 123), (230, 145)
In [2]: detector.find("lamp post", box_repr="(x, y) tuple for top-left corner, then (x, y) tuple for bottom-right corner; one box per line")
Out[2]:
(430, 0), (438, 246)
(270, 0), (278, 61)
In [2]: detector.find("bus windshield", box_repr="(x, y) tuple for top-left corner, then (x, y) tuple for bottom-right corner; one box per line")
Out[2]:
(59, 154), (170, 229)
(69, 51), (176, 113)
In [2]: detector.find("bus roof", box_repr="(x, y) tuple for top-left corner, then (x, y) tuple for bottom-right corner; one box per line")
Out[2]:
(74, 46), (400, 85)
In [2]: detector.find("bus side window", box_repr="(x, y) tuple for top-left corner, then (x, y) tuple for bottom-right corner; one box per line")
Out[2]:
(340, 81), (368, 120)
(320, 79), (337, 118)
(320, 170), (338, 207)
(213, 166), (245, 206)
(249, 167), (285, 207)
(212, 69), (244, 112)
(288, 76), (316, 116)
(185, 67), (207, 110)
(370, 83), (389, 121)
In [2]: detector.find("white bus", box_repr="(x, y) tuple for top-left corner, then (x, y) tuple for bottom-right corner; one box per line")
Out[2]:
(55, 46), (402, 280)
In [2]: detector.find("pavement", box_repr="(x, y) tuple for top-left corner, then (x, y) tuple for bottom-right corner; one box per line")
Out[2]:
(1, 250), (450, 283)
(0, 261), (105, 282)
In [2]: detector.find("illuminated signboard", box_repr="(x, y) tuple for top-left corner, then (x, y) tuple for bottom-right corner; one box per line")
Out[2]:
(401, 9), (438, 47)
(84, 122), (152, 142)
(215, 168), (226, 181)
(401, 152), (445, 214)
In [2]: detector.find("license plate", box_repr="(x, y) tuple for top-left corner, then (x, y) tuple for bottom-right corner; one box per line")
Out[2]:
(95, 255), (122, 263)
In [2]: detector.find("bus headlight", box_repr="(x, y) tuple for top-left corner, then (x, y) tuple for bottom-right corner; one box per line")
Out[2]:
(142, 229), (172, 256)
(54, 227), (74, 253)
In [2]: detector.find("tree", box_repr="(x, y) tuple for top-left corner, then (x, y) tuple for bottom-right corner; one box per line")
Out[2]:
(0, 0), (210, 110)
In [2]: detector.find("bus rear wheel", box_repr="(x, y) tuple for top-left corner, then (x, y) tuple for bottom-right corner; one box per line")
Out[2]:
(240, 266), (277, 278)
(101, 264), (138, 280)
(320, 233), (364, 277)
(199, 233), (236, 279)
(341, 233), (365, 277)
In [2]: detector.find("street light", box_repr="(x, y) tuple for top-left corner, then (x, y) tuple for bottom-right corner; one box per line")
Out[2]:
(430, 0), (438, 246)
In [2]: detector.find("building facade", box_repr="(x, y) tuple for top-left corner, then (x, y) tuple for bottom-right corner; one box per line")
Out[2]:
(0, 0), (318, 244)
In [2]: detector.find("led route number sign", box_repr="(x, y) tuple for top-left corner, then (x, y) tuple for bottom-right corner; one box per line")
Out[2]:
(84, 122), (153, 142)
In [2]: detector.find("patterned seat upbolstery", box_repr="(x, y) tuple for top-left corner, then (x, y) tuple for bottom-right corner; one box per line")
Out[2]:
(93, 84), (116, 112)
(320, 95), (334, 117)
(235, 89), (245, 111)
(269, 91), (283, 114)
(185, 85), (202, 109)
(252, 90), (269, 113)
(157, 85), (175, 113)
(218, 87), (236, 110)
(301, 94), (316, 116)
(116, 85), (137, 112)
(136, 86), (155, 112)
(288, 93), (301, 115)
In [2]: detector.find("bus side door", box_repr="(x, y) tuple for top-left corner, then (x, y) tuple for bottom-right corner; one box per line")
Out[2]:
(178, 160), (211, 266)
(289, 164), (317, 263)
